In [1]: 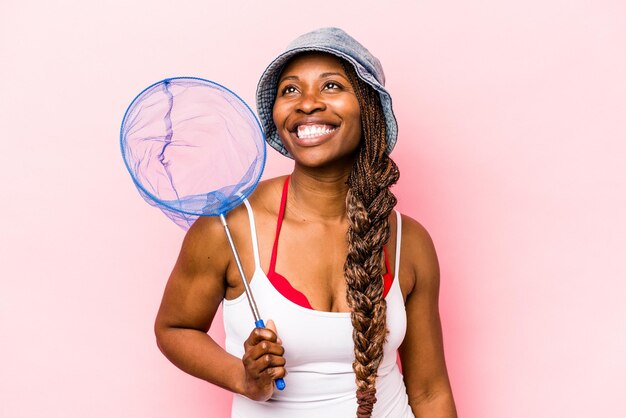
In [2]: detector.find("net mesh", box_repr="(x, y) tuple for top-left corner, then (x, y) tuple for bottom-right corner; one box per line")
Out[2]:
(120, 77), (266, 229)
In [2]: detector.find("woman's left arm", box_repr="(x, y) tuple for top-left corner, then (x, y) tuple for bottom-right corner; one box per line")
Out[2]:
(398, 216), (457, 418)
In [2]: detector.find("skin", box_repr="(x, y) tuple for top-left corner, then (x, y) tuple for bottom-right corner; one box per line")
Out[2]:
(154, 53), (457, 416)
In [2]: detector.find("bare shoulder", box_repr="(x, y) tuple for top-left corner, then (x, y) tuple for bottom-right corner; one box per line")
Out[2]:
(398, 213), (441, 296)
(247, 176), (287, 213)
(201, 175), (284, 229)
(177, 215), (231, 276)
(399, 214), (438, 261)
(222, 176), (286, 230)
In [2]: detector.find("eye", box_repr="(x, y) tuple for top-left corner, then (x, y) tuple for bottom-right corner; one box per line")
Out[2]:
(280, 85), (298, 95)
(323, 81), (342, 91)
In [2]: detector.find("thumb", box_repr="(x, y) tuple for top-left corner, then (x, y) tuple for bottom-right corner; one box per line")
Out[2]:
(265, 319), (282, 345)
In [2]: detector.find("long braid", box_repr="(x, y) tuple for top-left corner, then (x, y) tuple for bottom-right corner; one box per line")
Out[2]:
(342, 61), (400, 417)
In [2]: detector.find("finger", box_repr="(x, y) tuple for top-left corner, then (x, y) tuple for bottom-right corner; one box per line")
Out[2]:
(266, 365), (287, 380)
(244, 339), (285, 363)
(248, 364), (287, 393)
(252, 352), (287, 374)
(264, 319), (282, 345)
(244, 327), (278, 348)
(243, 351), (287, 376)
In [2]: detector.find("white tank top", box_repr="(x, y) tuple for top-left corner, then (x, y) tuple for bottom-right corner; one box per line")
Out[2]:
(223, 200), (415, 418)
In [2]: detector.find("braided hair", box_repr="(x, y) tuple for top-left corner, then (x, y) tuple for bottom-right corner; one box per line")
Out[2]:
(341, 60), (400, 417)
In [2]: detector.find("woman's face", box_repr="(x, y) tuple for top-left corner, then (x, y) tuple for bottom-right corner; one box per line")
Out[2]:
(272, 53), (361, 169)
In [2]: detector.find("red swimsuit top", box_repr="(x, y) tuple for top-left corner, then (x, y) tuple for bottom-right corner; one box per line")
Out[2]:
(266, 176), (394, 310)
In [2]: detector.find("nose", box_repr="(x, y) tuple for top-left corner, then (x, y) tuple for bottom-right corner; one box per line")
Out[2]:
(296, 89), (325, 114)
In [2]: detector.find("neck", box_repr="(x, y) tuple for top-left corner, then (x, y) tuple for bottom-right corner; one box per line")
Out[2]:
(287, 165), (352, 222)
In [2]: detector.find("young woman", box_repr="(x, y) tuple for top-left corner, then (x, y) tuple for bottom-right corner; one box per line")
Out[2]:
(155, 27), (457, 417)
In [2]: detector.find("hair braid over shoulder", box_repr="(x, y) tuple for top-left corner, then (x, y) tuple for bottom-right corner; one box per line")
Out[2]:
(341, 61), (400, 417)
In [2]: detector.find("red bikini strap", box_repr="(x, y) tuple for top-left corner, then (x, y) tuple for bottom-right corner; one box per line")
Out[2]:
(269, 176), (290, 272)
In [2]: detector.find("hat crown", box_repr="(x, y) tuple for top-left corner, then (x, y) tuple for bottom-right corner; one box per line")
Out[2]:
(285, 27), (386, 86)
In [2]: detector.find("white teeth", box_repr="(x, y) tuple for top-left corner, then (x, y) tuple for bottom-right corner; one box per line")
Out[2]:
(297, 124), (335, 139)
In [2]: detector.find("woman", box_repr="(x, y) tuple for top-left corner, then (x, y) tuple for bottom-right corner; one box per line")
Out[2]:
(155, 27), (457, 417)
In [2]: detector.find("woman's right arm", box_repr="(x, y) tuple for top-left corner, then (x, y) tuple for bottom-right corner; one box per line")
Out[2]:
(154, 216), (285, 400)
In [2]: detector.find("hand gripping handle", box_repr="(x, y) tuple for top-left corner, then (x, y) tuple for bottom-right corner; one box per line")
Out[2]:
(255, 319), (286, 391)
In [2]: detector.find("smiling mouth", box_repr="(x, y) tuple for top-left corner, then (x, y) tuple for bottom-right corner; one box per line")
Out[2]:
(296, 124), (337, 139)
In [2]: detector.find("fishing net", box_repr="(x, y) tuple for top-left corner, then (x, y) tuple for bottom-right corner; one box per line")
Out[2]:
(120, 77), (266, 229)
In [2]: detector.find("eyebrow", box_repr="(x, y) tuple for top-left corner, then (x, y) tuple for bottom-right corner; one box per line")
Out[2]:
(279, 75), (299, 83)
(278, 72), (348, 83)
(320, 72), (345, 78)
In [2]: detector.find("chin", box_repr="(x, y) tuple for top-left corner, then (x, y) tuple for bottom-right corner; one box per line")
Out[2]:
(292, 149), (358, 171)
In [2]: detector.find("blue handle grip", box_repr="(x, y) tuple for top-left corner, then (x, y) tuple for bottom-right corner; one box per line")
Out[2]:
(255, 319), (286, 391)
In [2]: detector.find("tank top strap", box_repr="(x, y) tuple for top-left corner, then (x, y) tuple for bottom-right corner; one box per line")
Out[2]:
(269, 176), (290, 273)
(242, 198), (261, 270)
(393, 210), (402, 281)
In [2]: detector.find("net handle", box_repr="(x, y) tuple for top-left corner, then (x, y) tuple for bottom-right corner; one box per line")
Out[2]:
(219, 214), (286, 391)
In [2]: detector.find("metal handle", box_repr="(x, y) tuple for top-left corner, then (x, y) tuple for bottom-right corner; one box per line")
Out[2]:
(220, 214), (286, 391)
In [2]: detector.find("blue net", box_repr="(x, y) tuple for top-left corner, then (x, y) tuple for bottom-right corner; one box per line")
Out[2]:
(120, 77), (266, 230)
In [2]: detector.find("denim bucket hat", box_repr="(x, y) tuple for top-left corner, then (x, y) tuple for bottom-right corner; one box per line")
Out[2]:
(256, 27), (398, 158)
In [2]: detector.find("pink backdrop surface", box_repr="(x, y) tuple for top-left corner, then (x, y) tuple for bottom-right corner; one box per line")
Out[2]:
(1, 1), (625, 417)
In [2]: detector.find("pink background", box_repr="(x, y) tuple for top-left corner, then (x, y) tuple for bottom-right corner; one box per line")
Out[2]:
(1, 1), (625, 417)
